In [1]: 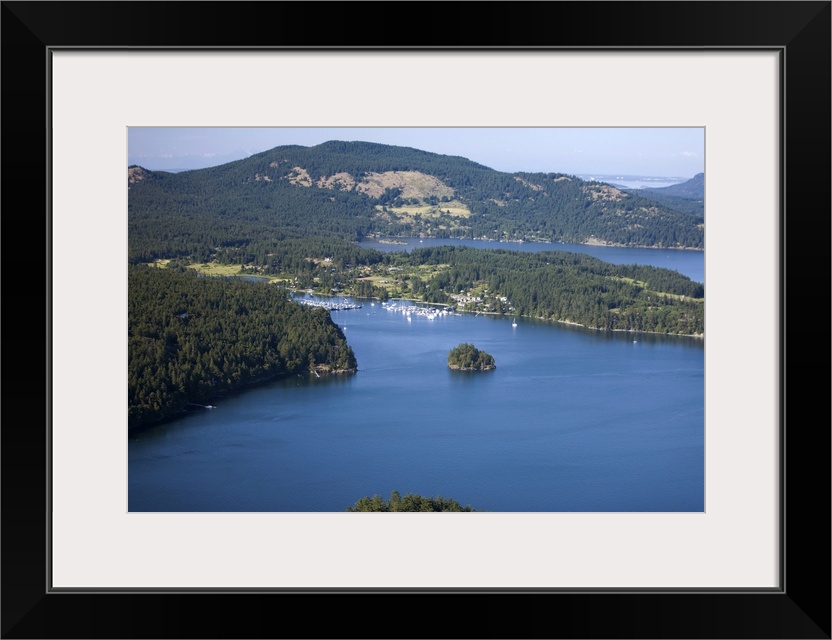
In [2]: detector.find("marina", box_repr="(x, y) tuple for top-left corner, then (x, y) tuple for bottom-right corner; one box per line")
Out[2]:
(382, 301), (455, 320)
(295, 297), (363, 311)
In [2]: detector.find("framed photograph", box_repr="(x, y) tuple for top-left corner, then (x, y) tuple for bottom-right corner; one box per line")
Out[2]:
(4, 1), (829, 638)
(124, 124), (708, 517)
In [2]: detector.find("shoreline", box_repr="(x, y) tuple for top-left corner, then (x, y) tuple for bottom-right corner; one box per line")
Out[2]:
(129, 367), (356, 434)
(362, 235), (704, 252)
(554, 318), (704, 340)
(290, 292), (703, 340)
(297, 292), (704, 340)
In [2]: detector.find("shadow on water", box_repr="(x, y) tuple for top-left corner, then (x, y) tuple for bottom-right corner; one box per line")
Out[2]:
(129, 369), (357, 440)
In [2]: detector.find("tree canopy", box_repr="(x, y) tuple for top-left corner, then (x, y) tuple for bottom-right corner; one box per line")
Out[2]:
(127, 141), (705, 434)
(128, 140), (704, 256)
(128, 141), (705, 338)
(447, 343), (496, 371)
(346, 490), (478, 512)
(128, 265), (356, 431)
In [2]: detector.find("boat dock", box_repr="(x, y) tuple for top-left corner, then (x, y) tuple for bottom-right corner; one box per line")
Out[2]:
(383, 302), (453, 319)
(296, 298), (363, 311)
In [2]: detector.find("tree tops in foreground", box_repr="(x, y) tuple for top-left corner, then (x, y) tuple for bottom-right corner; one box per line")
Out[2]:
(346, 491), (478, 512)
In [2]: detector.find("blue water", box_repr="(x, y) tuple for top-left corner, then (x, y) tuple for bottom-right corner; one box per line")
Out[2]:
(575, 175), (688, 189)
(129, 297), (704, 513)
(359, 238), (704, 284)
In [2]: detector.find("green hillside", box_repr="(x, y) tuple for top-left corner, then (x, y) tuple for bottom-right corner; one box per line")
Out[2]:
(128, 140), (704, 265)
(126, 141), (705, 427)
(628, 173), (705, 217)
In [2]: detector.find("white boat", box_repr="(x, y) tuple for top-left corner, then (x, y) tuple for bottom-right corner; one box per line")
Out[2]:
(512, 318), (517, 327)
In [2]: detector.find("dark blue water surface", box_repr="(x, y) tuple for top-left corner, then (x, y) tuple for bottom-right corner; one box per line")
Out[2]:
(359, 238), (704, 284)
(129, 297), (704, 513)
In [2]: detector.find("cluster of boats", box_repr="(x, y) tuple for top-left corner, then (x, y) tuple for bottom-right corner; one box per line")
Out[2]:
(295, 298), (363, 311)
(382, 301), (456, 320)
(296, 296), (519, 327)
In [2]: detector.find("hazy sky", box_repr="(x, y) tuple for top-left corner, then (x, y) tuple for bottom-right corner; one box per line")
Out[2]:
(128, 127), (704, 178)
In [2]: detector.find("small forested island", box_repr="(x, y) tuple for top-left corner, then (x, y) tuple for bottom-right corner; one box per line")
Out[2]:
(346, 491), (478, 512)
(447, 343), (496, 371)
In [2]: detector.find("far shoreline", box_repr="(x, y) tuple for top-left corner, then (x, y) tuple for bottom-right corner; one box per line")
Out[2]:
(289, 291), (705, 340)
(360, 234), (704, 253)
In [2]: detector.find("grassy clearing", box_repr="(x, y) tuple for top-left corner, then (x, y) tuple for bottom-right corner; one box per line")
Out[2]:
(432, 200), (471, 217)
(358, 171), (455, 199)
(640, 287), (704, 304)
(613, 276), (648, 287)
(609, 275), (702, 302)
(187, 262), (246, 277)
(357, 263), (451, 294)
(357, 275), (390, 285)
(412, 263), (449, 279)
(376, 199), (472, 221)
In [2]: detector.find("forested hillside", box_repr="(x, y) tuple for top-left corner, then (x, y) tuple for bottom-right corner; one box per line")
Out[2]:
(127, 141), (705, 431)
(644, 172), (705, 199)
(401, 246), (704, 335)
(128, 140), (704, 260)
(627, 173), (705, 217)
(128, 265), (356, 431)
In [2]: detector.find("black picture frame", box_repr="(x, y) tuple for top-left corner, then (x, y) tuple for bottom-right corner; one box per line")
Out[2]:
(3, 2), (829, 638)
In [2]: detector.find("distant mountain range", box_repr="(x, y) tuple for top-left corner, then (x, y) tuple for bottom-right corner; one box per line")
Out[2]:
(626, 173), (704, 217)
(646, 172), (705, 199)
(129, 148), (254, 173)
(128, 141), (704, 263)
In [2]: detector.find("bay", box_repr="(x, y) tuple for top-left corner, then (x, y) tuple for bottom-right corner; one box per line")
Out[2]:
(358, 237), (704, 284)
(129, 297), (704, 513)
